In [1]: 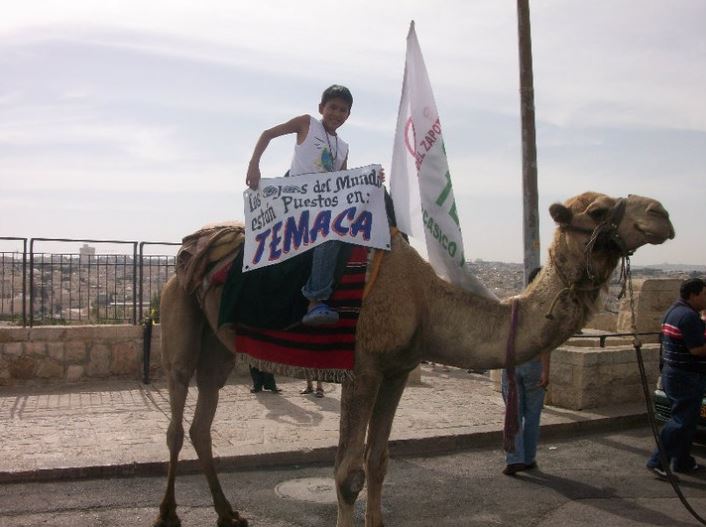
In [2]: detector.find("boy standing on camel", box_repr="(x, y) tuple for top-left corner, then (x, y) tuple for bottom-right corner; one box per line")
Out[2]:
(246, 85), (353, 326)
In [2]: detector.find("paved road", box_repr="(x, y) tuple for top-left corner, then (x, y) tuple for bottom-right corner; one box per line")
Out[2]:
(1, 427), (705, 527)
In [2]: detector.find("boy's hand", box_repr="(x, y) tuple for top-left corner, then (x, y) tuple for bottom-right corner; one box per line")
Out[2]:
(246, 164), (261, 189)
(379, 167), (386, 183)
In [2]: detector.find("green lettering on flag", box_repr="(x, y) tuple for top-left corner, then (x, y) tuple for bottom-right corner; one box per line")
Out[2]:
(435, 170), (460, 227)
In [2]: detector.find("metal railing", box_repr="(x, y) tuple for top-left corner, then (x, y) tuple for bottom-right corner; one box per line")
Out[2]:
(0, 237), (28, 326)
(570, 331), (661, 348)
(0, 237), (180, 326)
(138, 241), (181, 322)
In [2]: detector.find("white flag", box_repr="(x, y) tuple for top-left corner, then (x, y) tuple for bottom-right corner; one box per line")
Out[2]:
(391, 21), (496, 300)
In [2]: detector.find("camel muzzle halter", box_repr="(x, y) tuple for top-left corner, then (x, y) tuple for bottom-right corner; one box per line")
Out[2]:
(563, 197), (631, 265)
(546, 198), (631, 320)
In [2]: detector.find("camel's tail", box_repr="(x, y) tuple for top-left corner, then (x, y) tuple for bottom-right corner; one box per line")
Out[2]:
(175, 221), (245, 296)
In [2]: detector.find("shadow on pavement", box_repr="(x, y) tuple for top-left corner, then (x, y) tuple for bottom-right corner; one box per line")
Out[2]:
(520, 469), (696, 527)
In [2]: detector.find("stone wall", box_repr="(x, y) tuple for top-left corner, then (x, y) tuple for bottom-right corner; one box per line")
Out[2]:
(584, 311), (617, 332)
(546, 343), (660, 410)
(0, 325), (162, 386)
(616, 278), (681, 334)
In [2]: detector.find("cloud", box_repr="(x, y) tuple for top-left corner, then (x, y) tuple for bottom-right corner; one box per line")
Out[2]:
(532, 1), (706, 131)
(0, 0), (704, 264)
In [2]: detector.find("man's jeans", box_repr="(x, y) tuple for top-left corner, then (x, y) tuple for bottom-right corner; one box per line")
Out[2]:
(301, 240), (341, 302)
(502, 359), (546, 465)
(648, 364), (706, 471)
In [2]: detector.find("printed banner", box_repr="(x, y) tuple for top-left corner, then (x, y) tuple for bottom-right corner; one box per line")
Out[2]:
(390, 22), (496, 299)
(243, 164), (389, 271)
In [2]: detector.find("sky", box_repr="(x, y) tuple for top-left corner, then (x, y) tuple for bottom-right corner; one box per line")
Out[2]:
(1, 1), (705, 265)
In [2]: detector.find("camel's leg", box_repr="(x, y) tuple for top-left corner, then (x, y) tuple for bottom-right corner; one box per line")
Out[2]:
(364, 372), (410, 527)
(335, 369), (383, 527)
(155, 279), (202, 527)
(190, 329), (248, 527)
(154, 373), (192, 527)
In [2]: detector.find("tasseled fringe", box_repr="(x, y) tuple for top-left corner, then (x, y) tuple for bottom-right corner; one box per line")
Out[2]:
(235, 353), (354, 383)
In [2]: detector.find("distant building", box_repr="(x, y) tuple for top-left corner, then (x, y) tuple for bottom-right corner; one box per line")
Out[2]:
(79, 244), (95, 264)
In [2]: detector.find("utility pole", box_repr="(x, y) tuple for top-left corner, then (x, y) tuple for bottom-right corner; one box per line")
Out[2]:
(517, 0), (540, 284)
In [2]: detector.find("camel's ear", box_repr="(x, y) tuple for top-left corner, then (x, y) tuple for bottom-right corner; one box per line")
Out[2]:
(549, 203), (572, 226)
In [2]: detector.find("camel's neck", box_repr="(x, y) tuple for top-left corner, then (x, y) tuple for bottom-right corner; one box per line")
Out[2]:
(420, 239), (615, 370)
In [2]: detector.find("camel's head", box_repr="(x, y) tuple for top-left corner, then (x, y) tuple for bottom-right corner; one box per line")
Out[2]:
(549, 192), (674, 257)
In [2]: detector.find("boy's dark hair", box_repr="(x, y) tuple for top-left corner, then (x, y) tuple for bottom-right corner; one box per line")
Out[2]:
(680, 278), (706, 300)
(321, 85), (353, 109)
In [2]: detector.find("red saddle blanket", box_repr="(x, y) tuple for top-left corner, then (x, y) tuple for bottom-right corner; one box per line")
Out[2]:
(233, 245), (368, 380)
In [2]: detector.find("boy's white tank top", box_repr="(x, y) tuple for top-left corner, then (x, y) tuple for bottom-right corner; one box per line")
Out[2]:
(289, 115), (348, 176)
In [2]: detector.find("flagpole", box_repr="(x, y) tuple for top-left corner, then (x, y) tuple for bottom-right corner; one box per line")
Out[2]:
(517, 0), (540, 285)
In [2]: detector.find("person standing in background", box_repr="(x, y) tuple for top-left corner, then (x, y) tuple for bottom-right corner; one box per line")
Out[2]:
(647, 277), (706, 479)
(502, 267), (551, 476)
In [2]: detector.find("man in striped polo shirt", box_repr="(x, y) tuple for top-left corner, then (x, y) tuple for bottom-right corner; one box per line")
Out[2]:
(647, 277), (706, 479)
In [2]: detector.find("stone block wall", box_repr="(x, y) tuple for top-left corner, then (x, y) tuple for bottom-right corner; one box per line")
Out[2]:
(546, 343), (660, 410)
(616, 278), (681, 334)
(584, 311), (617, 332)
(547, 278), (679, 409)
(0, 325), (162, 386)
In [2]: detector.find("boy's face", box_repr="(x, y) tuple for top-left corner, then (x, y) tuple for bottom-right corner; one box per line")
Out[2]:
(319, 97), (351, 134)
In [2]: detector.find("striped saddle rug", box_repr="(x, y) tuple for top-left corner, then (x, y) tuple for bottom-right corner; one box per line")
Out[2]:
(233, 245), (369, 382)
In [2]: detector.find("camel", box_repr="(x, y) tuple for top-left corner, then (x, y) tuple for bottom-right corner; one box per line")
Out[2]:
(153, 192), (674, 527)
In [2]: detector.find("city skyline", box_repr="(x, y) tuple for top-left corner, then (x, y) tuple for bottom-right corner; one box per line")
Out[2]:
(1, 1), (705, 265)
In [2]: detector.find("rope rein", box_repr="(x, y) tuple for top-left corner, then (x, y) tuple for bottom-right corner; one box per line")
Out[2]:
(545, 248), (604, 320)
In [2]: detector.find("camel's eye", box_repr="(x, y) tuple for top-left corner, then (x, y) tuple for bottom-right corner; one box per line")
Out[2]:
(587, 207), (609, 222)
(647, 203), (669, 219)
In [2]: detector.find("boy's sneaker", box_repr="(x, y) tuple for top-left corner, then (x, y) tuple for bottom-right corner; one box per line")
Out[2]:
(302, 303), (339, 326)
(648, 465), (677, 481)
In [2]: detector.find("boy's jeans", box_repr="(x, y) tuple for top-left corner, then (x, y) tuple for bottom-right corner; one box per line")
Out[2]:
(647, 364), (706, 471)
(302, 240), (341, 302)
(502, 359), (546, 465)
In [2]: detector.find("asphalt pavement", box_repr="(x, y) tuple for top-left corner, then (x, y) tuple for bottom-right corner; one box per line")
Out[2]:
(2, 427), (705, 527)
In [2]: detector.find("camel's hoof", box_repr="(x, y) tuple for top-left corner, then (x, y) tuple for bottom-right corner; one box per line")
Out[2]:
(153, 514), (181, 527)
(217, 513), (248, 527)
(340, 469), (366, 503)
